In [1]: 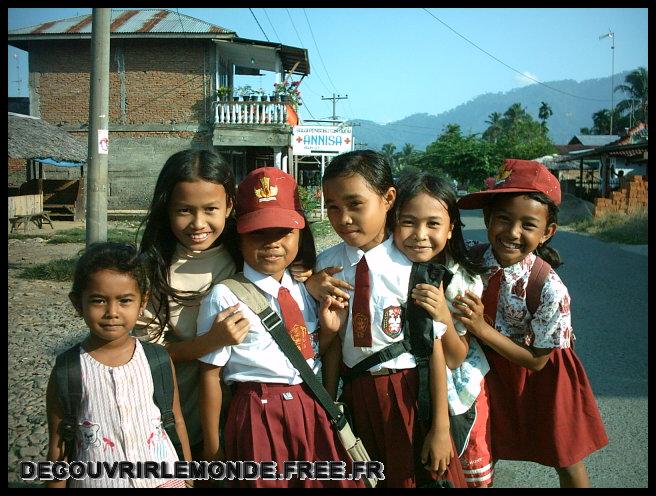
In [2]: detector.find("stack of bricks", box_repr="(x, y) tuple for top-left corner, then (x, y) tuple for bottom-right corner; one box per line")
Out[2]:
(593, 175), (648, 218)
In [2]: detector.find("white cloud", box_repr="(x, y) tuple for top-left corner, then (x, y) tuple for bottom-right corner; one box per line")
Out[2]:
(514, 71), (538, 86)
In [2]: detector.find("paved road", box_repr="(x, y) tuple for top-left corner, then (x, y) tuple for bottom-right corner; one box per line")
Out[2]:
(460, 211), (648, 488)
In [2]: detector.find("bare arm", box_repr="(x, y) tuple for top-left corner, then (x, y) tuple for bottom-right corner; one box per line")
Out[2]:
(45, 370), (67, 488)
(199, 362), (224, 461)
(321, 338), (343, 400)
(411, 282), (468, 369)
(169, 359), (192, 462)
(455, 290), (552, 371)
(421, 339), (453, 477)
(166, 305), (250, 363)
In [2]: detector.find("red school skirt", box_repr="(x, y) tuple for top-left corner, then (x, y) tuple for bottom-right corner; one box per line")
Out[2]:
(484, 345), (609, 468)
(341, 367), (467, 488)
(223, 381), (364, 488)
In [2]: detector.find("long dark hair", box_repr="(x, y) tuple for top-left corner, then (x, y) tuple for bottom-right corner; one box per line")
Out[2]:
(322, 149), (396, 230)
(484, 191), (562, 269)
(392, 169), (486, 275)
(138, 149), (240, 336)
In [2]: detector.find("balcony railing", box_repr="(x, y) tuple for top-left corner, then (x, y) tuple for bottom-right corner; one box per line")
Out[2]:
(214, 100), (289, 125)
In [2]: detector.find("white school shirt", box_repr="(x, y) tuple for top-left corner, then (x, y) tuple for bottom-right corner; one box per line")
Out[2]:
(196, 263), (321, 384)
(69, 339), (180, 488)
(316, 236), (423, 371)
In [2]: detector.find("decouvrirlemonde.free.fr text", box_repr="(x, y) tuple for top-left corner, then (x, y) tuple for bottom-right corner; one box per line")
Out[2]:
(21, 460), (384, 482)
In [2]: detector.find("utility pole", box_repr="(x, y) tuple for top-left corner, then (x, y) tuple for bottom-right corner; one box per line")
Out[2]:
(599, 30), (615, 136)
(86, 8), (111, 245)
(321, 93), (348, 122)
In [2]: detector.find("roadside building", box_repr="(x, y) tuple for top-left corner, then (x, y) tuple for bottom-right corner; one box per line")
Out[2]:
(8, 9), (310, 210)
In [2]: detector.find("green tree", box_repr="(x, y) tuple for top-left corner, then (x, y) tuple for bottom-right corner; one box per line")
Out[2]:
(482, 112), (503, 143)
(396, 143), (418, 171)
(538, 101), (553, 131)
(614, 66), (648, 126)
(381, 143), (397, 170)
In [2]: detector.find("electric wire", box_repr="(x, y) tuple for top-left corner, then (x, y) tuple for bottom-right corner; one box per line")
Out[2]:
(249, 8), (269, 42)
(302, 8), (339, 93)
(262, 8), (281, 43)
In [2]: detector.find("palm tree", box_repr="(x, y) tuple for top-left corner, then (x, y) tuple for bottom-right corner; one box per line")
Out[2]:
(482, 112), (503, 142)
(538, 101), (553, 125)
(381, 143), (397, 170)
(503, 103), (528, 126)
(397, 143), (416, 169)
(614, 67), (648, 126)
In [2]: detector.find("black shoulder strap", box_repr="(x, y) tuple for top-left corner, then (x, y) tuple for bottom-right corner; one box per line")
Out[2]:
(54, 343), (82, 462)
(222, 275), (348, 431)
(140, 341), (184, 460)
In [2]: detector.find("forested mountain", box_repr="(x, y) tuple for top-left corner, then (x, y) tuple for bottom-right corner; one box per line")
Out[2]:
(351, 71), (630, 150)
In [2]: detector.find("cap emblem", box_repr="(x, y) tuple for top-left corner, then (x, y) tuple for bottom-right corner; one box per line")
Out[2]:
(494, 163), (513, 186)
(254, 177), (278, 202)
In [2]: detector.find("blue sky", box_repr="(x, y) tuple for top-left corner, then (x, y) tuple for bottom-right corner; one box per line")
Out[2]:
(8, 8), (648, 124)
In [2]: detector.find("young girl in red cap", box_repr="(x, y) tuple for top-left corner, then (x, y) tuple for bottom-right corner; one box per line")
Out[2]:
(196, 167), (364, 488)
(455, 159), (608, 487)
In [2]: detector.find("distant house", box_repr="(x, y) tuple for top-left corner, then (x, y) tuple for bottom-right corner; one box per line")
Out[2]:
(567, 134), (620, 147)
(8, 9), (310, 209)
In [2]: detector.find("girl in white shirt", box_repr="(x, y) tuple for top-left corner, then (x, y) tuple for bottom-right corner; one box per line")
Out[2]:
(197, 167), (363, 488)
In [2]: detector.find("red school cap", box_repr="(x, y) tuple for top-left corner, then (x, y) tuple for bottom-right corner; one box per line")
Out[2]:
(457, 158), (562, 209)
(236, 167), (305, 234)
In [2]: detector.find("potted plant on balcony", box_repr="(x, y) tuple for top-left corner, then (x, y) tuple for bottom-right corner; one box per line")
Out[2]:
(237, 85), (256, 101)
(273, 80), (303, 107)
(216, 85), (231, 102)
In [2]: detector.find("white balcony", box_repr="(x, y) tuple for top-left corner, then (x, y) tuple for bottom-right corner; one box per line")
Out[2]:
(214, 100), (289, 125)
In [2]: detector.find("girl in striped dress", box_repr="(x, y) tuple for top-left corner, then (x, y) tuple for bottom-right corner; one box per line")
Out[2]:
(45, 242), (191, 488)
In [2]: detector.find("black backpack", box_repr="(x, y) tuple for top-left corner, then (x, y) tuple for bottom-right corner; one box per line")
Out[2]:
(53, 340), (184, 462)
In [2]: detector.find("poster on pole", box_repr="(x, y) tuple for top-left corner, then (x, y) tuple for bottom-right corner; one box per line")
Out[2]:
(292, 126), (353, 155)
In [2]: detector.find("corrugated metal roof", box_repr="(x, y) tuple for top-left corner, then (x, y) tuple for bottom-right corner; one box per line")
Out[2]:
(8, 9), (234, 35)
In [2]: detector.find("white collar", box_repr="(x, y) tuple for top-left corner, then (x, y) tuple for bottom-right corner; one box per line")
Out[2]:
(344, 235), (395, 267)
(243, 262), (294, 299)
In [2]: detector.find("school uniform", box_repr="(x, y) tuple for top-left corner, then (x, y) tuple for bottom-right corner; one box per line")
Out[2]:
(478, 246), (609, 468)
(316, 237), (467, 488)
(196, 263), (363, 488)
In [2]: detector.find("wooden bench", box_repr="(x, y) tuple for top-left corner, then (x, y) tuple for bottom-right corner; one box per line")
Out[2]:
(8, 194), (54, 232)
(19, 178), (85, 221)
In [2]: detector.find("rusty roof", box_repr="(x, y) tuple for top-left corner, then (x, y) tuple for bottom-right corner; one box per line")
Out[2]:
(8, 9), (234, 36)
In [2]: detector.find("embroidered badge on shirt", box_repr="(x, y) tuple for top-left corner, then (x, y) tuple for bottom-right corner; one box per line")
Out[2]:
(79, 420), (101, 450)
(254, 177), (278, 202)
(353, 312), (370, 341)
(382, 306), (403, 338)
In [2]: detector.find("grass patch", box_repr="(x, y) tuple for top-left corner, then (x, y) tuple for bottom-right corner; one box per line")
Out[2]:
(18, 257), (79, 281)
(309, 219), (334, 239)
(566, 209), (648, 244)
(44, 227), (141, 244)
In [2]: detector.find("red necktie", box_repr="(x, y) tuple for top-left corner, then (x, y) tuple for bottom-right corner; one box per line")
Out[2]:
(277, 286), (314, 359)
(481, 269), (503, 327)
(352, 256), (372, 347)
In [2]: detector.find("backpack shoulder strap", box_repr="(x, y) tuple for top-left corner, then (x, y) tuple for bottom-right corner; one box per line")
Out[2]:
(53, 343), (82, 461)
(526, 256), (552, 315)
(140, 341), (184, 460)
(222, 274), (272, 315)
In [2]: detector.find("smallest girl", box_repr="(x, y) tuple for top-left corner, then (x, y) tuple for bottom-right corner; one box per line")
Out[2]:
(45, 242), (191, 488)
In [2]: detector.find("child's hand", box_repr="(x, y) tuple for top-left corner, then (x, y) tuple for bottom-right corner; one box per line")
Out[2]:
(305, 266), (353, 303)
(421, 426), (453, 476)
(453, 290), (488, 338)
(411, 282), (449, 322)
(319, 295), (348, 335)
(207, 304), (250, 348)
(290, 261), (313, 282)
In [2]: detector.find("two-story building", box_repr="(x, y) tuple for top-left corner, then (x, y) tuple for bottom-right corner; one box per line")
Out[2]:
(8, 8), (310, 209)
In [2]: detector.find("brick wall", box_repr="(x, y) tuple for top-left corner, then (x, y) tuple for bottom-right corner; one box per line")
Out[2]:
(593, 175), (648, 217)
(30, 39), (211, 126)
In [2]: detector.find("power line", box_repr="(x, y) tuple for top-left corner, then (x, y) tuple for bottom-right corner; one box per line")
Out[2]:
(421, 8), (608, 104)
(302, 8), (339, 93)
(262, 8), (281, 43)
(249, 8), (269, 42)
(286, 8), (331, 94)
